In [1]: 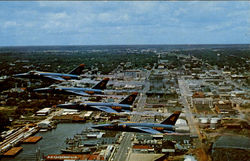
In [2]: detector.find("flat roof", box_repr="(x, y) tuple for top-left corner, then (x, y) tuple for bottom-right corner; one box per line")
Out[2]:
(133, 145), (153, 149)
(23, 136), (42, 143)
(128, 153), (165, 161)
(213, 135), (250, 150)
(3, 147), (23, 156)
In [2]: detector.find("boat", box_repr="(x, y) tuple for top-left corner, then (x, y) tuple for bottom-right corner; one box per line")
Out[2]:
(39, 129), (48, 132)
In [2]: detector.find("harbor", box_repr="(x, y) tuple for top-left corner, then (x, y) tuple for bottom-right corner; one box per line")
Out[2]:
(0, 126), (39, 155)
(1, 123), (90, 161)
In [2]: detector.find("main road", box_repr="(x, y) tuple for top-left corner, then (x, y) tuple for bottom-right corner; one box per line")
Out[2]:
(112, 70), (151, 161)
(178, 77), (211, 161)
(178, 78), (198, 137)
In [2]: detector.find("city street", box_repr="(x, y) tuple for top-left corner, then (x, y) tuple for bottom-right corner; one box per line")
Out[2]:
(112, 71), (151, 161)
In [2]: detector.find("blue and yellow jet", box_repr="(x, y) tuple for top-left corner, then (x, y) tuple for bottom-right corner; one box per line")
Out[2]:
(33, 78), (109, 97)
(92, 111), (181, 134)
(13, 64), (85, 82)
(57, 92), (138, 113)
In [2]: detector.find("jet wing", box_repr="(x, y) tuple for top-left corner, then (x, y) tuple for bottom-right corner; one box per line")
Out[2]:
(65, 90), (108, 98)
(130, 127), (162, 134)
(44, 75), (66, 82)
(92, 106), (119, 113)
(64, 90), (90, 96)
(121, 109), (132, 113)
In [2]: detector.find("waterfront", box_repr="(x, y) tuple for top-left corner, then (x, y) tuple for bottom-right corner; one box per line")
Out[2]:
(1, 123), (92, 161)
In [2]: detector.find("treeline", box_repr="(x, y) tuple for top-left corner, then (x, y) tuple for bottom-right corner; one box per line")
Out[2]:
(0, 51), (158, 75)
(175, 48), (250, 70)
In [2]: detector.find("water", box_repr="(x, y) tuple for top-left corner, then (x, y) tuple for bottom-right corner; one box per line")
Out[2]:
(1, 123), (92, 161)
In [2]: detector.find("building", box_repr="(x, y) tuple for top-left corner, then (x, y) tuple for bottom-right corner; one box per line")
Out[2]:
(215, 102), (236, 116)
(38, 120), (51, 129)
(36, 108), (52, 116)
(84, 111), (93, 118)
(132, 145), (154, 153)
(191, 97), (213, 108)
(99, 145), (114, 160)
(124, 70), (142, 79)
(62, 109), (79, 115)
(212, 135), (250, 161)
(161, 141), (175, 153)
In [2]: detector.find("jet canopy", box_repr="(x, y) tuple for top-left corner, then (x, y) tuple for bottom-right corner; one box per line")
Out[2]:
(49, 85), (59, 89)
(111, 120), (123, 124)
(28, 71), (39, 75)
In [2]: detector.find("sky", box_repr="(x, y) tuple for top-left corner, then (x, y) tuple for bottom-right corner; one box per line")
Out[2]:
(0, 1), (249, 46)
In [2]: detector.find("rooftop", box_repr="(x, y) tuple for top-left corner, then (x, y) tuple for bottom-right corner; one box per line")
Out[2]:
(213, 135), (250, 150)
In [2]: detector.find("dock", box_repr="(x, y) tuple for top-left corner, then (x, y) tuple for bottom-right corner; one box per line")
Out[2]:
(23, 136), (42, 143)
(0, 126), (39, 154)
(3, 147), (23, 156)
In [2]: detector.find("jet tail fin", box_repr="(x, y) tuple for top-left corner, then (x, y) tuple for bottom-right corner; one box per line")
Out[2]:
(161, 111), (181, 125)
(92, 78), (109, 90)
(119, 92), (138, 105)
(68, 64), (85, 75)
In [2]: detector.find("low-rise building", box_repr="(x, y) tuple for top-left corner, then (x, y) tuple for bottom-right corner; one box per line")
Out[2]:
(38, 120), (51, 129)
(36, 108), (52, 116)
(132, 145), (154, 153)
(215, 102), (236, 116)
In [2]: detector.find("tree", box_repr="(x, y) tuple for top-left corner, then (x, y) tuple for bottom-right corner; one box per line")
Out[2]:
(0, 111), (10, 132)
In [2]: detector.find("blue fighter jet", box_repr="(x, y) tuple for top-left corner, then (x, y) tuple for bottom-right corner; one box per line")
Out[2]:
(33, 78), (109, 97)
(57, 92), (138, 113)
(13, 64), (85, 82)
(92, 111), (181, 134)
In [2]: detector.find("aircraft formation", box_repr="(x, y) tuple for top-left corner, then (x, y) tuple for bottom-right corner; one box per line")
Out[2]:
(14, 64), (182, 135)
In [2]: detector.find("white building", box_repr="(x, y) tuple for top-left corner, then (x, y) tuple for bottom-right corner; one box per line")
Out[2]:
(36, 108), (52, 116)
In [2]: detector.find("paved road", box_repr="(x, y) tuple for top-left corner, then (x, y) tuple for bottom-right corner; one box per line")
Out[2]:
(178, 78), (198, 137)
(112, 70), (151, 161)
(178, 77), (211, 161)
(113, 132), (132, 161)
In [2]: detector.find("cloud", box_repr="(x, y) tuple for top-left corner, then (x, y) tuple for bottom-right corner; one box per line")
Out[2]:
(0, 1), (249, 46)
(3, 21), (18, 28)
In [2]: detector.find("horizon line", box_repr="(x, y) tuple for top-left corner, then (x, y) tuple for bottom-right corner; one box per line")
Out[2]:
(0, 43), (250, 48)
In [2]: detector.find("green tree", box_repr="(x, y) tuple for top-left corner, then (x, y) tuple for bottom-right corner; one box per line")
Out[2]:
(0, 111), (10, 132)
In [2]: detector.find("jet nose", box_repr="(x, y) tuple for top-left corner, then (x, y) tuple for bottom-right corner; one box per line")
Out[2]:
(57, 103), (69, 108)
(92, 124), (104, 130)
(57, 103), (78, 109)
(13, 73), (26, 78)
(33, 88), (46, 92)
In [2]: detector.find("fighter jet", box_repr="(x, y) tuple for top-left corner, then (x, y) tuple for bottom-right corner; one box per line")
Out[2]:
(57, 92), (138, 113)
(33, 78), (109, 97)
(92, 111), (181, 134)
(13, 64), (85, 82)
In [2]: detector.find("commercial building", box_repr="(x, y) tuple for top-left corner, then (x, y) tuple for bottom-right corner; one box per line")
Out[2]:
(36, 108), (52, 116)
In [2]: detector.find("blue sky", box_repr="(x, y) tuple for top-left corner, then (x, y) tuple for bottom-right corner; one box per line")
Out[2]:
(0, 1), (249, 46)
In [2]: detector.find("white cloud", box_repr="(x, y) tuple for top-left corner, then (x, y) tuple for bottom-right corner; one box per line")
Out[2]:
(0, 1), (249, 45)
(3, 21), (17, 28)
(49, 12), (69, 20)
